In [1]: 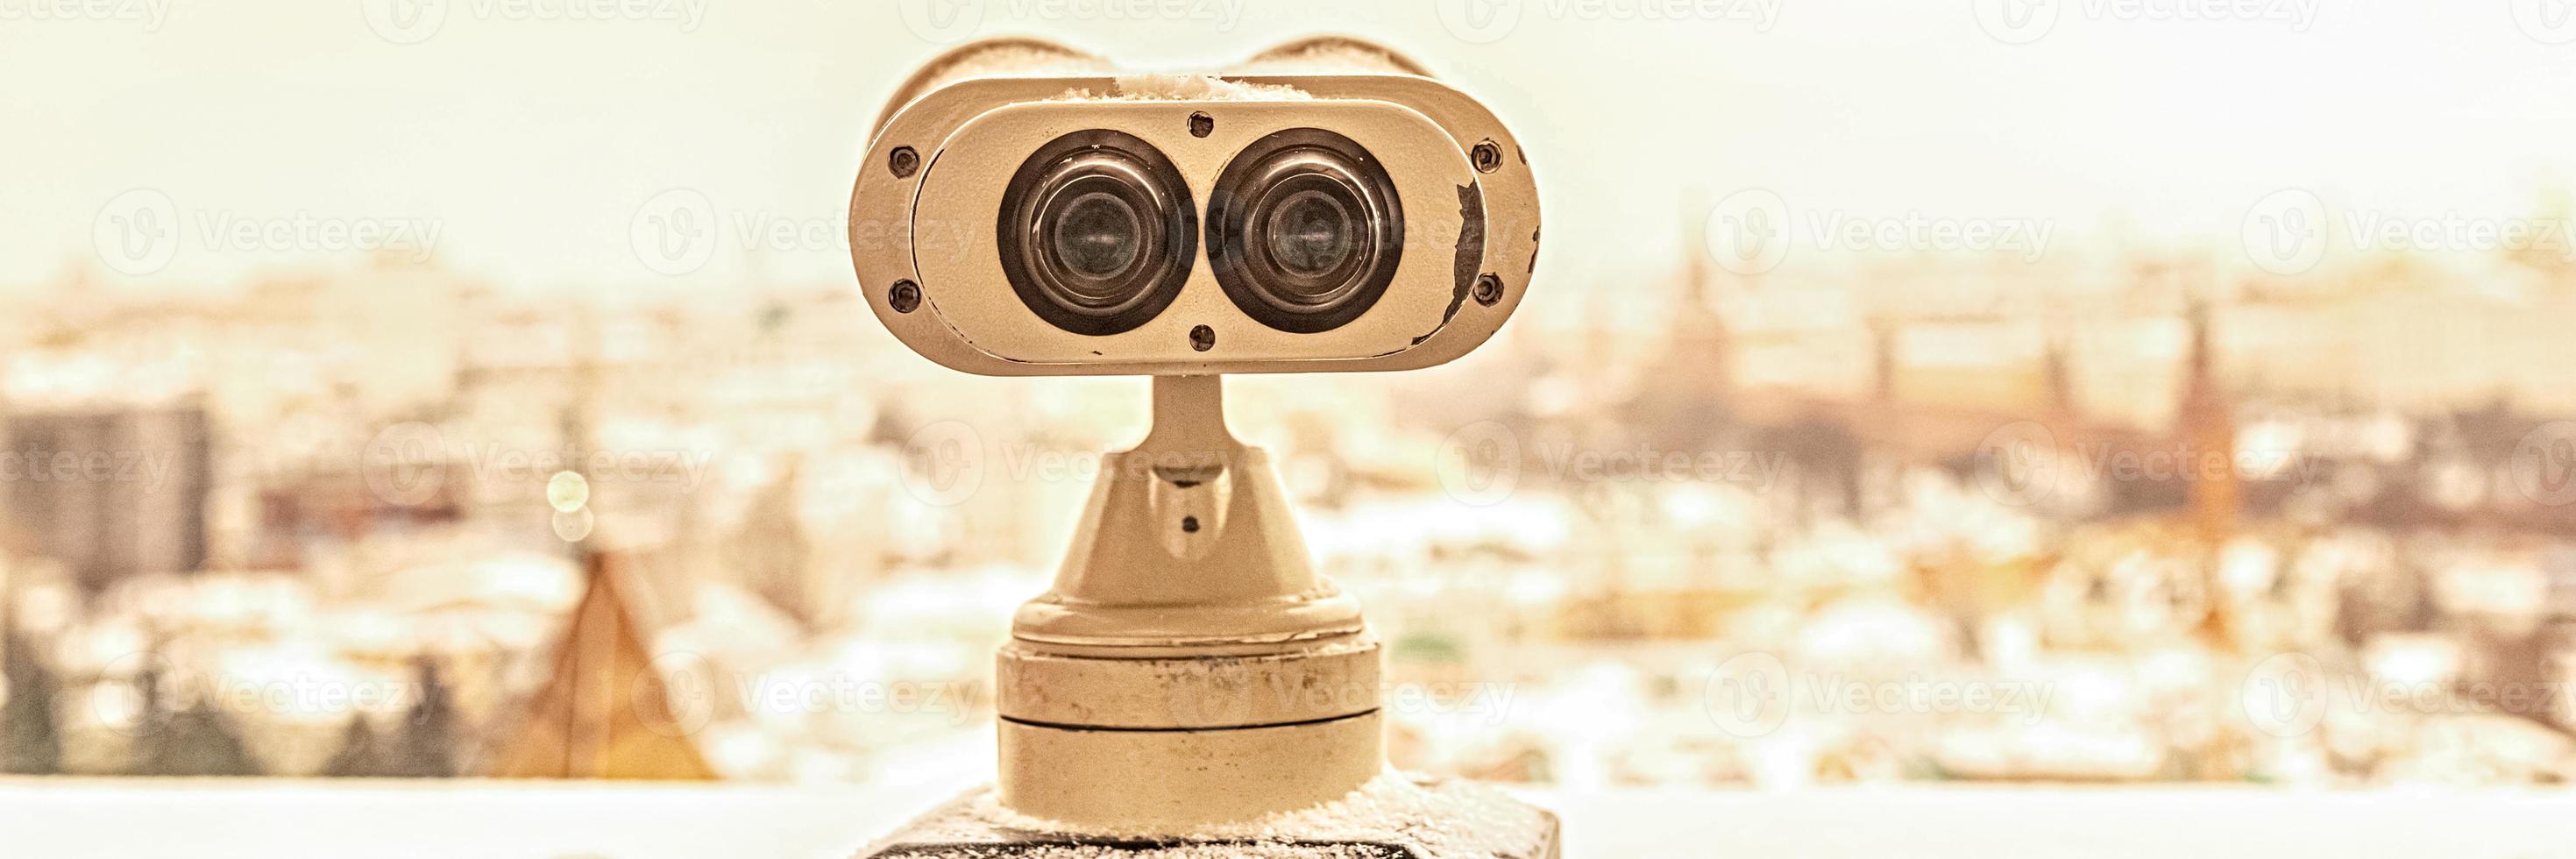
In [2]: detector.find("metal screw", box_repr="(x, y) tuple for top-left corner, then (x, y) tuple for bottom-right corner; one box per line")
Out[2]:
(1473, 273), (1504, 306)
(1189, 324), (1216, 351)
(889, 280), (921, 313)
(1188, 111), (1215, 138)
(888, 146), (920, 179)
(1471, 139), (1502, 174)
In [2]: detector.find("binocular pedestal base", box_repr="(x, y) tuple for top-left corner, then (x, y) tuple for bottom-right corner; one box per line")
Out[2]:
(856, 773), (1560, 859)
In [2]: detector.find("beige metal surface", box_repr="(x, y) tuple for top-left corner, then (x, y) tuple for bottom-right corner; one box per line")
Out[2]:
(849, 72), (1538, 376)
(1006, 380), (1364, 647)
(991, 377), (1385, 827)
(997, 636), (1380, 729)
(996, 713), (1386, 830)
(869, 39), (1110, 135)
(910, 99), (1473, 367)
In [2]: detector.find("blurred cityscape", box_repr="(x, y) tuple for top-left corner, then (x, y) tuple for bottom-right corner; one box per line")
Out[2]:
(4, 194), (2576, 792)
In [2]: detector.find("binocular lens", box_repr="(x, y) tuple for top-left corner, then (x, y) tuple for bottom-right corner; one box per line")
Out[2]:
(1263, 187), (1361, 280)
(1049, 188), (1145, 280)
(999, 131), (1194, 336)
(1209, 129), (1403, 334)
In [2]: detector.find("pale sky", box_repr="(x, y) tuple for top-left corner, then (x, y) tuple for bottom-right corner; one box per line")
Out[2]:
(4, 0), (2572, 295)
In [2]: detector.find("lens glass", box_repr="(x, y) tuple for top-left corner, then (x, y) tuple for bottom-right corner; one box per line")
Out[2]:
(1262, 188), (1359, 280)
(1207, 128), (1403, 334)
(997, 131), (1195, 336)
(1048, 188), (1143, 281)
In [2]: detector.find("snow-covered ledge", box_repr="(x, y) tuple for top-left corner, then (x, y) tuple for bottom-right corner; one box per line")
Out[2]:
(0, 778), (2569, 857)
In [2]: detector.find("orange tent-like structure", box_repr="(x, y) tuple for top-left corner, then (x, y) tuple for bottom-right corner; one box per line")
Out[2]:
(487, 548), (715, 780)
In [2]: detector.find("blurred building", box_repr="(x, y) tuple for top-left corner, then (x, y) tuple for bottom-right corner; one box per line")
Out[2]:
(3, 403), (210, 594)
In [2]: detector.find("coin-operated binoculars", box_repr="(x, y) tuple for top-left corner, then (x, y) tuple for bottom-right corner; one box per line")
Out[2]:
(848, 37), (1555, 857)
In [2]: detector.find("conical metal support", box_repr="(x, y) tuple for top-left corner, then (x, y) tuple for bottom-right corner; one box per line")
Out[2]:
(995, 376), (1380, 829)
